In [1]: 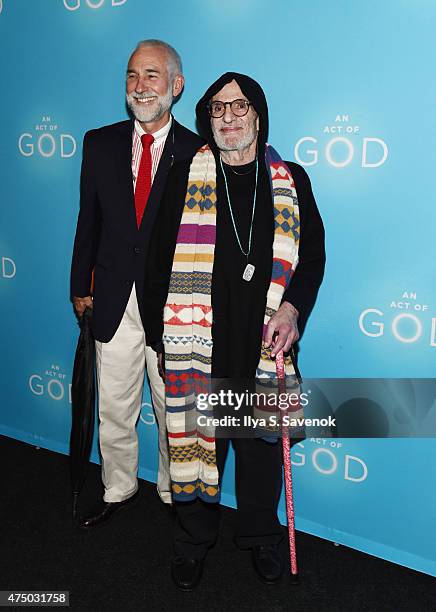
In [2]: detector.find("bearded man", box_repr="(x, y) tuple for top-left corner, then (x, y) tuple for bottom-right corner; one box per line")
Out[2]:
(70, 40), (203, 528)
(145, 73), (325, 589)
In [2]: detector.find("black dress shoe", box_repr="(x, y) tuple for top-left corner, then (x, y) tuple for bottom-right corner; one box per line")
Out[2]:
(252, 545), (284, 584)
(171, 557), (204, 591)
(78, 490), (139, 530)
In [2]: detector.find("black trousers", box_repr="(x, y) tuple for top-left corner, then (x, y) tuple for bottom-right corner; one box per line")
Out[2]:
(173, 437), (284, 559)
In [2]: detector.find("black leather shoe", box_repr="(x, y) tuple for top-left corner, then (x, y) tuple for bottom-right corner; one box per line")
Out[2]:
(78, 490), (139, 530)
(252, 545), (284, 584)
(171, 557), (204, 591)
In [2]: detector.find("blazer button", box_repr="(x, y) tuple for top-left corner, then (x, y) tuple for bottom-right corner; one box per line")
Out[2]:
(134, 247), (141, 254)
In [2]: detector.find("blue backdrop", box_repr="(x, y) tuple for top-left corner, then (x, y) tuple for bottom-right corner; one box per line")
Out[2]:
(1, 0), (435, 576)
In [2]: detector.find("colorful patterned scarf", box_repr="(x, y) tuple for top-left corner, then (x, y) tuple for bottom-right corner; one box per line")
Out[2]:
(163, 144), (300, 503)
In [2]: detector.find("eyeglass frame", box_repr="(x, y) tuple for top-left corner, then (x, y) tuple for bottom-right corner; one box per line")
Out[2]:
(207, 98), (254, 118)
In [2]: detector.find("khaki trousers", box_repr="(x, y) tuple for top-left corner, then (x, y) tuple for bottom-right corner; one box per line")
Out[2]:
(95, 285), (170, 504)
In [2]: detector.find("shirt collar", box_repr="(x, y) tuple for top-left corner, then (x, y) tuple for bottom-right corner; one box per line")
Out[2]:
(134, 115), (173, 144)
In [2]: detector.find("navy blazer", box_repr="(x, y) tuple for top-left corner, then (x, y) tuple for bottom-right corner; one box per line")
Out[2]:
(70, 118), (204, 342)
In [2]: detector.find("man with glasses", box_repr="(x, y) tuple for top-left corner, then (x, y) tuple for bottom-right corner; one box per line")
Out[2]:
(145, 72), (325, 590)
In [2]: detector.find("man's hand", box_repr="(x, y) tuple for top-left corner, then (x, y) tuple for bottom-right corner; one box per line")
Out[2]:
(157, 352), (165, 382)
(263, 301), (299, 358)
(73, 295), (93, 317)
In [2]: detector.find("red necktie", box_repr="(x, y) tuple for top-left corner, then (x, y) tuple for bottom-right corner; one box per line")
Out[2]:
(135, 133), (154, 228)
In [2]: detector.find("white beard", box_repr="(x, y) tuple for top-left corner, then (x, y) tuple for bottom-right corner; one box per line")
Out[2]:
(126, 86), (173, 123)
(211, 120), (258, 152)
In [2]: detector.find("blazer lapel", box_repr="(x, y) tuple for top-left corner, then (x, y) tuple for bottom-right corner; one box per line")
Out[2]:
(114, 121), (138, 242)
(138, 123), (175, 231)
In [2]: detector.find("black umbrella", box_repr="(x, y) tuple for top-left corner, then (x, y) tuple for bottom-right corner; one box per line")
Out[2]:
(70, 307), (96, 518)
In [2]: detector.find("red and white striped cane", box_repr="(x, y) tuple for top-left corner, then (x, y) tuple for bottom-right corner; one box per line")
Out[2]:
(275, 348), (299, 583)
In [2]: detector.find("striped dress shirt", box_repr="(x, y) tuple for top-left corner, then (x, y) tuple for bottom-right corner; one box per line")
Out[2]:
(131, 116), (172, 190)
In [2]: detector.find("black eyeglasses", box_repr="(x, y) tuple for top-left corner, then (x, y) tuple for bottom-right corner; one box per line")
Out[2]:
(207, 99), (253, 118)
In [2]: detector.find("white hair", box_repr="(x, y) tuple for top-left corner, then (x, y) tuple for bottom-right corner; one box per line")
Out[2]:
(133, 39), (182, 81)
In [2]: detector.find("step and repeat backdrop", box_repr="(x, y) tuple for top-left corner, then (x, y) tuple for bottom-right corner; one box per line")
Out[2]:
(1, 0), (435, 576)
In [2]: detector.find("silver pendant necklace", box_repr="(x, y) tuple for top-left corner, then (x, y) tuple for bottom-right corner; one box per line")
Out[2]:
(220, 155), (258, 282)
